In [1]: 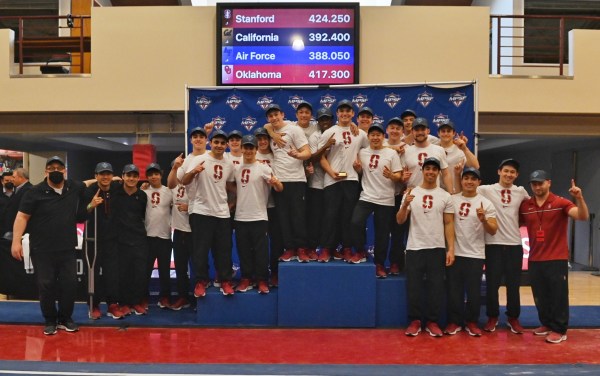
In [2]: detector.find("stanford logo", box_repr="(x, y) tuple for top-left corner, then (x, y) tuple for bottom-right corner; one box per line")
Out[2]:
(195, 96), (211, 110)
(224, 9), (232, 20)
(449, 92), (467, 108)
(373, 115), (384, 126)
(352, 94), (368, 109)
(256, 96), (273, 110)
(384, 93), (401, 109)
(432, 114), (449, 128)
(417, 91), (434, 108)
(241, 116), (257, 131)
(226, 95), (242, 110)
(211, 116), (226, 130)
(288, 95), (304, 109)
(320, 94), (336, 109)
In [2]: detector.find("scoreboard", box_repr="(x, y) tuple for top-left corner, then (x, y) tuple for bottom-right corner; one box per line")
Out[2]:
(217, 4), (359, 86)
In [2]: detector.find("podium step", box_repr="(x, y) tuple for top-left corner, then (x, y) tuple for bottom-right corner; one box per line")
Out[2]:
(376, 276), (407, 327)
(278, 261), (376, 327)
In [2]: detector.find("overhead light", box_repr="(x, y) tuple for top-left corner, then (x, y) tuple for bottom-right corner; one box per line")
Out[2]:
(292, 37), (304, 51)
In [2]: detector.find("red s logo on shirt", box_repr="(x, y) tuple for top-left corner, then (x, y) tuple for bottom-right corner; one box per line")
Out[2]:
(417, 153), (428, 167)
(459, 202), (471, 217)
(214, 165), (223, 180)
(369, 155), (380, 169)
(241, 169), (250, 184)
(151, 192), (160, 207)
(501, 189), (511, 204)
(342, 131), (352, 145)
(176, 186), (185, 198)
(422, 195), (433, 209)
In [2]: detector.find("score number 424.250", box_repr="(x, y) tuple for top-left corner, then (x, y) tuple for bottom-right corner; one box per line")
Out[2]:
(308, 14), (352, 23)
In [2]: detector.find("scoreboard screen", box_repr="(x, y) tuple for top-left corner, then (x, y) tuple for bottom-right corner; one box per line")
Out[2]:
(217, 3), (360, 86)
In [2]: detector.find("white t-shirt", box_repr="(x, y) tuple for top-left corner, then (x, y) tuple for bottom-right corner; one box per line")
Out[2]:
(185, 153), (235, 218)
(270, 122), (309, 182)
(383, 139), (407, 196)
(478, 183), (530, 245)
(359, 147), (402, 206)
(451, 193), (497, 259)
(144, 185), (173, 239)
(318, 124), (369, 188)
(403, 143), (448, 189)
(295, 120), (318, 139)
(226, 152), (243, 166)
(257, 151), (276, 208)
(404, 186), (454, 251)
(308, 130), (325, 190)
(178, 152), (205, 213)
(234, 161), (273, 222)
(171, 184), (191, 232)
(441, 144), (467, 192)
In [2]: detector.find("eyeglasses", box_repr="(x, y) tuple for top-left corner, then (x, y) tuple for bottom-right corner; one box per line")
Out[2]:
(46, 166), (65, 172)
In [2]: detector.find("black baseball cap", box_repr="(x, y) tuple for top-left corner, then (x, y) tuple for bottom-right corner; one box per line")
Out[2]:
(227, 130), (243, 140)
(400, 109), (417, 119)
(296, 100), (313, 112)
(123, 164), (139, 174)
(189, 126), (207, 137)
(265, 103), (282, 116)
(422, 157), (441, 170)
(529, 170), (550, 183)
(316, 107), (333, 119)
(95, 162), (113, 174)
(387, 117), (403, 126)
(438, 120), (455, 131)
(46, 156), (65, 167)
(1, 169), (12, 178)
(358, 107), (374, 116)
(498, 158), (520, 171)
(210, 129), (228, 141)
(336, 99), (353, 110)
(412, 117), (429, 129)
(146, 163), (161, 174)
(461, 167), (481, 179)
(368, 124), (385, 134)
(253, 127), (269, 137)
(242, 134), (257, 147)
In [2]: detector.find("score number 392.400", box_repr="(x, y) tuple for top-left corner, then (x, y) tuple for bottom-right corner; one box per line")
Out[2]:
(308, 70), (351, 79)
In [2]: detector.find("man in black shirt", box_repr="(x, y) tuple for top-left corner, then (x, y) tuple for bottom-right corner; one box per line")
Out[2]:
(11, 156), (88, 335)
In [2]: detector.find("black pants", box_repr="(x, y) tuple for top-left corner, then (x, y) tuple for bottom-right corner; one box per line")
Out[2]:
(406, 248), (446, 323)
(446, 256), (485, 325)
(306, 187), (324, 250)
(273, 182), (307, 250)
(0, 240), (36, 298)
(118, 240), (148, 306)
(172, 229), (192, 298)
(147, 237), (172, 298)
(351, 200), (393, 264)
(529, 260), (569, 334)
(485, 244), (523, 319)
(267, 207), (284, 275)
(235, 220), (269, 281)
(321, 181), (360, 248)
(191, 214), (232, 282)
(389, 194), (408, 269)
(31, 249), (77, 324)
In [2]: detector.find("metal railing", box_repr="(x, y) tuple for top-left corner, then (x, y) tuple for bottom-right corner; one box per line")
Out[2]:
(490, 14), (600, 76)
(0, 14), (91, 75)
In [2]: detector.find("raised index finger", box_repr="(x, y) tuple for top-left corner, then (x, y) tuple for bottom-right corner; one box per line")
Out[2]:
(94, 188), (101, 198)
(571, 179), (575, 188)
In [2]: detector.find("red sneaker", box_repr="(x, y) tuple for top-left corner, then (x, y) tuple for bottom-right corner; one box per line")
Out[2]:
(318, 248), (331, 263)
(349, 250), (367, 264)
(220, 281), (235, 296)
(444, 323), (462, 335)
(170, 297), (191, 311)
(119, 304), (132, 316)
(533, 326), (551, 336)
(297, 248), (310, 263)
(307, 248), (318, 261)
(405, 320), (422, 336)
(194, 280), (209, 298)
(425, 321), (443, 337)
(389, 263), (400, 275)
(483, 316), (498, 332)
(507, 317), (524, 334)
(89, 305), (102, 320)
(332, 248), (343, 260)
(342, 247), (353, 262)
(279, 249), (297, 262)
(258, 281), (270, 294)
(546, 332), (567, 344)
(133, 304), (147, 315)
(157, 297), (171, 309)
(465, 322), (482, 337)
(107, 304), (123, 320)
(236, 278), (253, 292)
(376, 264), (387, 278)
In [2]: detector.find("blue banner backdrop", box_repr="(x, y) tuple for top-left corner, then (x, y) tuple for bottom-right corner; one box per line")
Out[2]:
(187, 83), (476, 153)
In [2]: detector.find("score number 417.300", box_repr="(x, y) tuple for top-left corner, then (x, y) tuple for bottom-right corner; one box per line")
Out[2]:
(308, 70), (351, 79)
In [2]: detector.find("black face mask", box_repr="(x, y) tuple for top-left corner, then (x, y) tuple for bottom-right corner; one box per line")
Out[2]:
(4, 182), (14, 190)
(48, 171), (65, 184)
